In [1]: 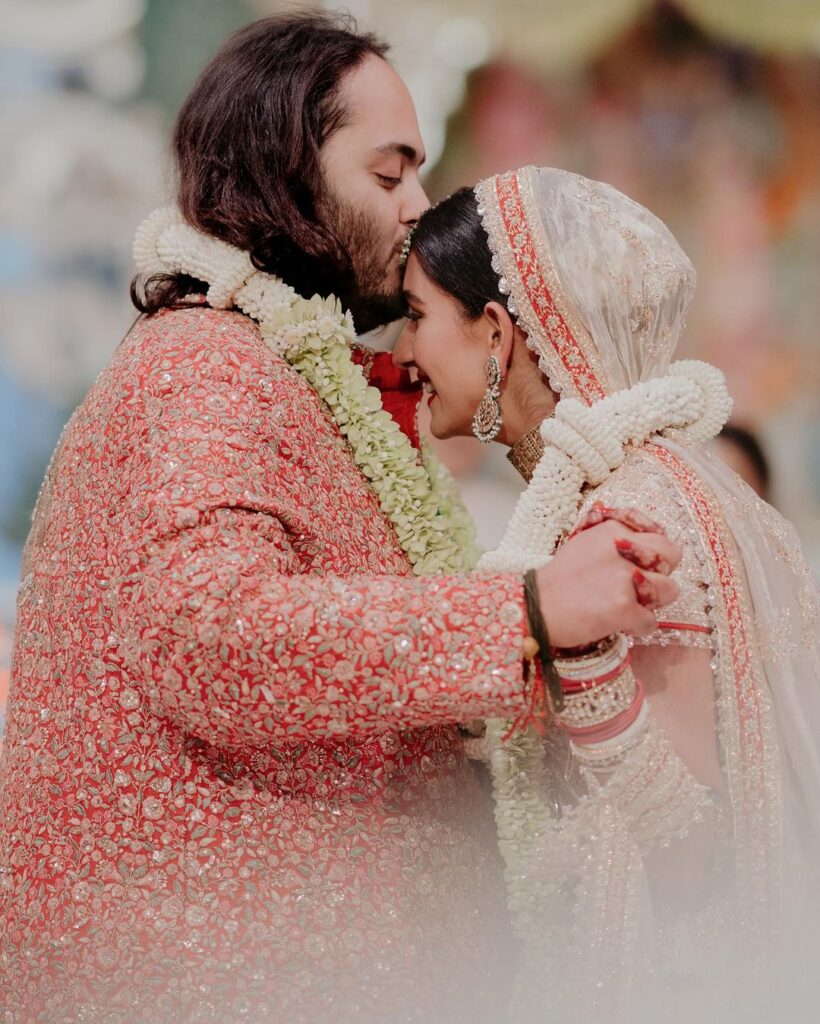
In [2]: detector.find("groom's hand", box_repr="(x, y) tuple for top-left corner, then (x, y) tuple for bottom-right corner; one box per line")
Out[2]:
(535, 510), (682, 647)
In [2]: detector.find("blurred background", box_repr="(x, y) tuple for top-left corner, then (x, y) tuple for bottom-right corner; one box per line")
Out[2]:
(2, 0), (820, 735)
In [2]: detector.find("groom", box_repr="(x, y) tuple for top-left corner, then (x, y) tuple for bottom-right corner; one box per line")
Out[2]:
(0, 12), (682, 1024)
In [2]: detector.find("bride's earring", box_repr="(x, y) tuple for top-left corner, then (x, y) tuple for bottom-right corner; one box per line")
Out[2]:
(472, 355), (503, 443)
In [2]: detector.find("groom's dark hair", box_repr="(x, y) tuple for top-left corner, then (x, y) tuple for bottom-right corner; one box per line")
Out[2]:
(132, 12), (389, 314)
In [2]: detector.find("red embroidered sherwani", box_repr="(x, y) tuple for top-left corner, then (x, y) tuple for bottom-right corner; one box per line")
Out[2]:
(0, 306), (532, 1023)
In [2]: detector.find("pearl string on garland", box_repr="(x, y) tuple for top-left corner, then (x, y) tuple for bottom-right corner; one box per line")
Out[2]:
(478, 360), (731, 573)
(477, 352), (731, 955)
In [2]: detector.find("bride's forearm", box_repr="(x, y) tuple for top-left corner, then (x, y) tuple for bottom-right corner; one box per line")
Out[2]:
(553, 638), (723, 907)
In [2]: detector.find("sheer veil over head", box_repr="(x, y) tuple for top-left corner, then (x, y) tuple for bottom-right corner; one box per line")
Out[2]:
(473, 166), (819, 1011)
(475, 166), (700, 401)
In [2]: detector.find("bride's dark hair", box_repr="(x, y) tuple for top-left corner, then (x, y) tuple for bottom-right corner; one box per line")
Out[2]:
(410, 187), (507, 319)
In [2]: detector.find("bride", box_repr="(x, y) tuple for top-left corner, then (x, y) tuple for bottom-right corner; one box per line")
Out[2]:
(395, 166), (820, 1021)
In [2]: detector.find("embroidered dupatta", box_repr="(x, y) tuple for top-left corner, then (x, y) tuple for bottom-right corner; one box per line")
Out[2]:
(475, 167), (819, 1017)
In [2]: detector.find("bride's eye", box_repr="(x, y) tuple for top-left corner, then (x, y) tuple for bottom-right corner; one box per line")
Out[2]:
(377, 174), (402, 189)
(404, 309), (422, 322)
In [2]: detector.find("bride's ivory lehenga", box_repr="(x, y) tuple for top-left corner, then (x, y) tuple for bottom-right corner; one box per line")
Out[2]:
(473, 167), (820, 1021)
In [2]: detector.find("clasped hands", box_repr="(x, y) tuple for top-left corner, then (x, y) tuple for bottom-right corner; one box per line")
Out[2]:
(535, 502), (682, 649)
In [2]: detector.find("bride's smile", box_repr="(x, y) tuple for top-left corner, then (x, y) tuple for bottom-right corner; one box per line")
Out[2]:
(396, 248), (555, 443)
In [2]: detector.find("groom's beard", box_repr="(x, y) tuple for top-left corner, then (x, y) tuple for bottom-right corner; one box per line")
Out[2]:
(318, 192), (407, 334)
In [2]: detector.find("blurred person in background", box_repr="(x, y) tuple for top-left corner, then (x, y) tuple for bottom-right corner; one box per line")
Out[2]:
(712, 422), (772, 502)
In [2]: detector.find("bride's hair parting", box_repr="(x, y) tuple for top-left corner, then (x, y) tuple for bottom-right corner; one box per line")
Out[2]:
(410, 187), (507, 321)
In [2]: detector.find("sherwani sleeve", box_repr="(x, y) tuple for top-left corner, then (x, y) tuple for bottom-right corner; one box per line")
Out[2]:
(112, 323), (532, 750)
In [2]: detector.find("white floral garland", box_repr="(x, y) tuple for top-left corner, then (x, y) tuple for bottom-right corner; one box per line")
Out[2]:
(133, 208), (477, 576)
(479, 357), (732, 945)
(478, 360), (732, 573)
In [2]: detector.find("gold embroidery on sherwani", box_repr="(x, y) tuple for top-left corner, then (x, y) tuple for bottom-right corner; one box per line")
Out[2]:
(0, 306), (533, 1021)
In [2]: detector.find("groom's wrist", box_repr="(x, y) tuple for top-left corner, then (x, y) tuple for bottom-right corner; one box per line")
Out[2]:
(523, 569), (562, 714)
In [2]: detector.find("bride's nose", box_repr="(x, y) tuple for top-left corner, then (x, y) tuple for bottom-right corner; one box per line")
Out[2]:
(393, 325), (415, 369)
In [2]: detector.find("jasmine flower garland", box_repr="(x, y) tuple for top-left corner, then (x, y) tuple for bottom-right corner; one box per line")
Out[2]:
(475, 355), (732, 944)
(269, 297), (477, 575)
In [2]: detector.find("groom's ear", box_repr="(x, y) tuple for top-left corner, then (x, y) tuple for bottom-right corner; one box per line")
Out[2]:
(483, 301), (516, 372)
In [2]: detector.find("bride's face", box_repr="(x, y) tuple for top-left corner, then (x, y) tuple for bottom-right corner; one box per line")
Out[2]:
(394, 254), (493, 439)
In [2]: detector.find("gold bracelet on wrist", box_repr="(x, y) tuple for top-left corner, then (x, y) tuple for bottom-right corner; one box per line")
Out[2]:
(553, 634), (629, 684)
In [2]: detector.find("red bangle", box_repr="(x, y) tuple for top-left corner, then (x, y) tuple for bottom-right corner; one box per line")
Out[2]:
(564, 680), (645, 745)
(560, 651), (633, 694)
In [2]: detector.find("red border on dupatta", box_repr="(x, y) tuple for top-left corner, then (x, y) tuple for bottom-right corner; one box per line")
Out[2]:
(495, 172), (607, 405)
(646, 444), (769, 803)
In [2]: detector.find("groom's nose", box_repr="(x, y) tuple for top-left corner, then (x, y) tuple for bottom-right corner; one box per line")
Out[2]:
(401, 175), (429, 226)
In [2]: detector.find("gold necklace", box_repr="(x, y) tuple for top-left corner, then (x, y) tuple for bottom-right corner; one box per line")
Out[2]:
(506, 424), (544, 482)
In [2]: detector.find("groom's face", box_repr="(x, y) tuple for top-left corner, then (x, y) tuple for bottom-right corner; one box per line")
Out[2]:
(319, 55), (429, 331)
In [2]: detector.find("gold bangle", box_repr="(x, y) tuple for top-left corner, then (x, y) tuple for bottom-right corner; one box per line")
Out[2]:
(554, 634), (629, 683)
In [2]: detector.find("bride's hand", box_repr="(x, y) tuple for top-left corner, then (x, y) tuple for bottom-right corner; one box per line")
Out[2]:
(535, 510), (682, 647)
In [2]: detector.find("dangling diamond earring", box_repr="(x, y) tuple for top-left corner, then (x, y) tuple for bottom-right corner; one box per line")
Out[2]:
(472, 355), (503, 443)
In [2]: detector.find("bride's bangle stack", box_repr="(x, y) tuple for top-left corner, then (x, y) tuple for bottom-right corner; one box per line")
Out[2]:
(518, 572), (645, 754)
(554, 634), (714, 852)
(553, 634), (645, 747)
